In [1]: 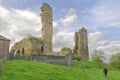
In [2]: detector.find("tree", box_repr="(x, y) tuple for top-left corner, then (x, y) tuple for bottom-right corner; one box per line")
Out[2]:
(91, 50), (105, 63)
(61, 47), (72, 52)
(91, 50), (105, 68)
(109, 53), (120, 69)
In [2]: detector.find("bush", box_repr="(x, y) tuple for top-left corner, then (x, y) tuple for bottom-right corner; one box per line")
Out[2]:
(91, 50), (105, 63)
(73, 54), (80, 61)
(109, 53), (120, 69)
(61, 47), (72, 52)
(91, 50), (106, 68)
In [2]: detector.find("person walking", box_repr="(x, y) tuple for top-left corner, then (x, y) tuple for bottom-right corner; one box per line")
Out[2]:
(103, 67), (108, 77)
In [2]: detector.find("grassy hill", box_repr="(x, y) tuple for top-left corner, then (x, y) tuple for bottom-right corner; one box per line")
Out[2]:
(1, 60), (120, 80)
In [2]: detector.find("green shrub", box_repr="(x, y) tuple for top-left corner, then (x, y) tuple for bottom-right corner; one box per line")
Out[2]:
(73, 54), (80, 61)
(61, 47), (72, 52)
(109, 53), (120, 69)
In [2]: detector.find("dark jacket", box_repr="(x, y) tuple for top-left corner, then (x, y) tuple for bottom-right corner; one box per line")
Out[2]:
(103, 67), (108, 74)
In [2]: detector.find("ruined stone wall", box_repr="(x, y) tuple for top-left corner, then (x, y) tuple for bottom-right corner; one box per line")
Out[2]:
(0, 40), (10, 58)
(73, 27), (89, 61)
(30, 52), (72, 66)
(40, 3), (53, 54)
(10, 36), (43, 59)
(11, 51), (73, 66)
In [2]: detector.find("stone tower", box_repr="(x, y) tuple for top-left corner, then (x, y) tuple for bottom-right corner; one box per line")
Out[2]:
(73, 27), (89, 61)
(40, 3), (53, 54)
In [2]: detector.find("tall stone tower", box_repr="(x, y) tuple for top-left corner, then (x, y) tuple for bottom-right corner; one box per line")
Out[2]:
(40, 3), (53, 54)
(73, 27), (89, 61)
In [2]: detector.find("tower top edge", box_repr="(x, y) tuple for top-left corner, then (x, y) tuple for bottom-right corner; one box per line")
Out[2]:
(41, 2), (52, 10)
(78, 27), (87, 32)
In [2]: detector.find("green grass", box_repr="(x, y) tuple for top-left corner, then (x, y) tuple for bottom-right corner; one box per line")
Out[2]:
(0, 59), (2, 79)
(1, 60), (120, 80)
(0, 59), (2, 63)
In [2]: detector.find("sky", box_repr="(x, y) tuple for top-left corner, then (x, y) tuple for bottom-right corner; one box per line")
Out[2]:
(0, 0), (120, 61)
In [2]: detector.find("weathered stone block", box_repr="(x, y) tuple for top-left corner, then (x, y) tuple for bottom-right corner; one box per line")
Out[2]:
(73, 27), (89, 61)
(40, 3), (53, 54)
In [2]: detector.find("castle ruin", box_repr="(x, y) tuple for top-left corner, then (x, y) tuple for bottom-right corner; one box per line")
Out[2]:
(10, 3), (72, 66)
(40, 3), (53, 54)
(73, 27), (89, 61)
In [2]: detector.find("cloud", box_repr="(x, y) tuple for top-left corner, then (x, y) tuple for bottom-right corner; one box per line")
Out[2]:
(86, 0), (120, 61)
(88, 31), (120, 62)
(8, 0), (28, 3)
(53, 31), (74, 51)
(91, 5), (120, 27)
(0, 0), (2, 5)
(88, 31), (107, 59)
(97, 42), (120, 55)
(52, 8), (79, 51)
(0, 6), (41, 45)
(53, 21), (59, 35)
(97, 40), (109, 46)
(81, 0), (120, 28)
(52, 8), (78, 51)
(60, 8), (77, 25)
(88, 31), (106, 46)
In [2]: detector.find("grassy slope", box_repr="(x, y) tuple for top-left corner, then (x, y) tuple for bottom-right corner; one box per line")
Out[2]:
(1, 60), (120, 80)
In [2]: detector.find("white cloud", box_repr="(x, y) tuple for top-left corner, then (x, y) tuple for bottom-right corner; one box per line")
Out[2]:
(8, 0), (28, 3)
(85, 0), (120, 62)
(97, 40), (109, 46)
(53, 31), (74, 51)
(0, 6), (41, 45)
(88, 31), (107, 59)
(97, 42), (120, 55)
(52, 8), (79, 51)
(60, 8), (77, 25)
(106, 22), (120, 27)
(0, 0), (2, 5)
(53, 21), (59, 35)
(0, 6), (9, 17)
(81, 0), (120, 28)
(88, 31), (106, 46)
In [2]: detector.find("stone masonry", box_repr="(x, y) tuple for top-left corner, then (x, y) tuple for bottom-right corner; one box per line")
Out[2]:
(40, 3), (53, 54)
(0, 35), (10, 59)
(10, 36), (43, 59)
(73, 27), (89, 61)
(31, 52), (72, 66)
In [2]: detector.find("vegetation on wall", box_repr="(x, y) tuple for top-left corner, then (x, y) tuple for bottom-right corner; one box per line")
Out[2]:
(27, 34), (43, 46)
(61, 47), (72, 52)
